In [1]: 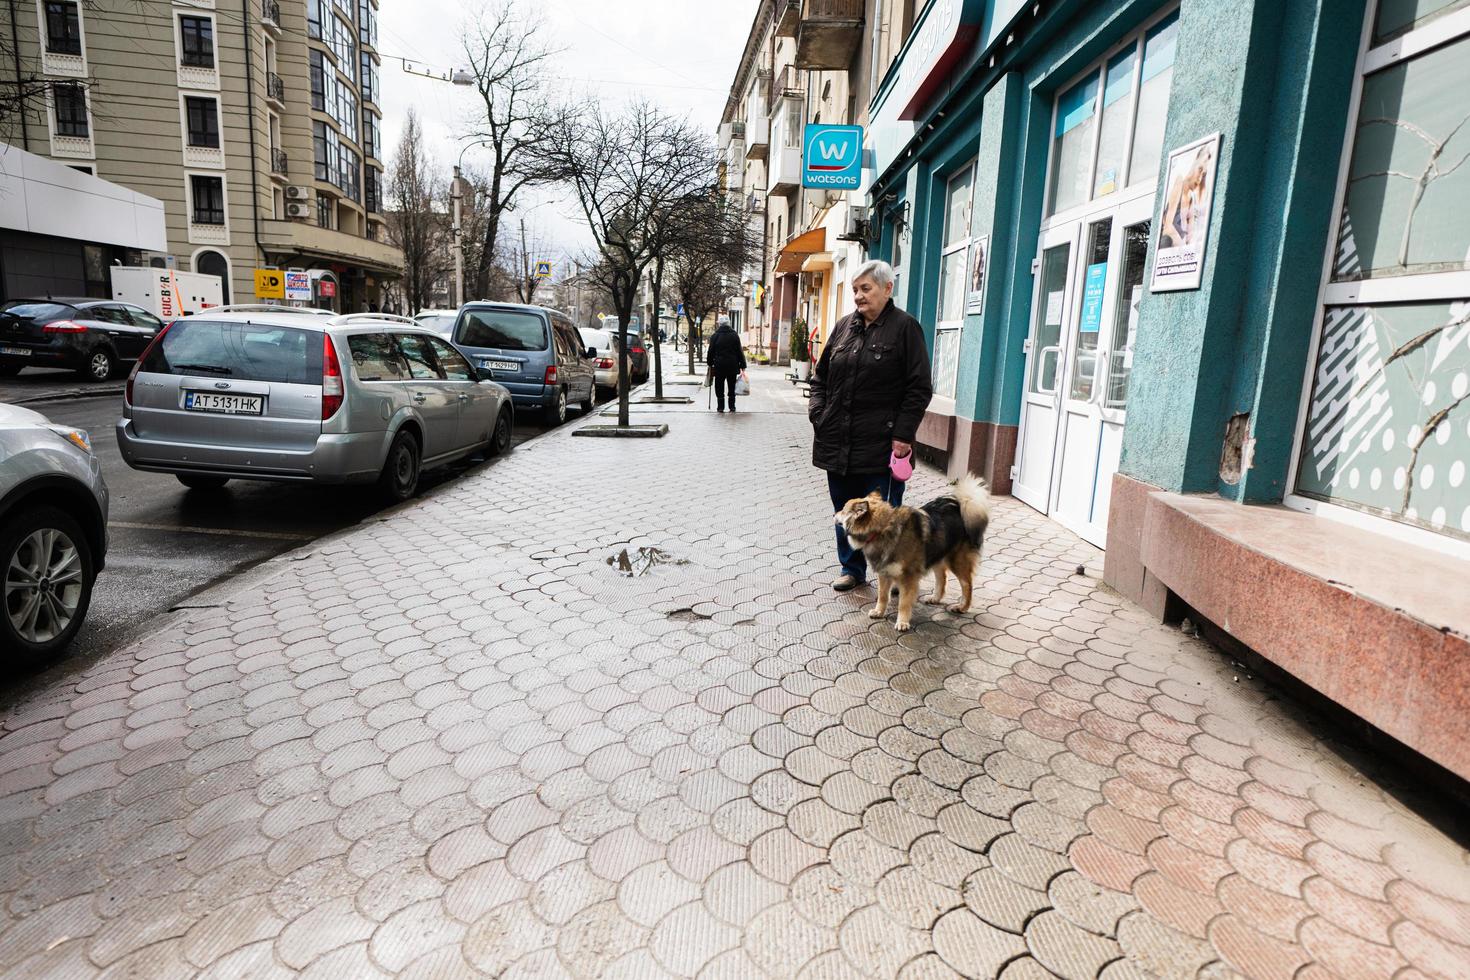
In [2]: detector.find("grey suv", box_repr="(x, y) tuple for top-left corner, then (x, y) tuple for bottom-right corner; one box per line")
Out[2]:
(117, 309), (514, 501)
(451, 303), (597, 425)
(0, 403), (108, 660)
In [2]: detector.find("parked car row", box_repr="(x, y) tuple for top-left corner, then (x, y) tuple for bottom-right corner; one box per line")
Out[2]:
(1, 301), (649, 662)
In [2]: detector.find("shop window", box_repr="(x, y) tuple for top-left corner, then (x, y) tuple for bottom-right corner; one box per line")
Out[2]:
(1093, 48), (1136, 198)
(1332, 34), (1470, 281)
(1049, 74), (1097, 215)
(179, 15), (214, 69)
(190, 175), (225, 225)
(1294, 1), (1470, 543)
(184, 96), (220, 148)
(1046, 9), (1179, 215)
(1128, 13), (1178, 187)
(933, 162), (974, 398)
(1069, 217), (1112, 401)
(1105, 221), (1150, 409)
(52, 82), (87, 137)
(44, 1), (82, 55)
(1373, 0), (1469, 42)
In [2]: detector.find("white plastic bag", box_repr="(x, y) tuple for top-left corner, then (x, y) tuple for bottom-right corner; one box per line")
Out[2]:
(735, 372), (750, 397)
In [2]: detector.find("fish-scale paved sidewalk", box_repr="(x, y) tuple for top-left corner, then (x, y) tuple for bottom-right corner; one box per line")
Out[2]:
(1, 366), (1467, 979)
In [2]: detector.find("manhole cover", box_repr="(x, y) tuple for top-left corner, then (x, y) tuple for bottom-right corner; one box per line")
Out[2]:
(606, 547), (688, 577)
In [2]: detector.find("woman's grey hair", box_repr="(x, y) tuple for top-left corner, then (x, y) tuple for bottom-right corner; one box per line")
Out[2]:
(854, 260), (895, 290)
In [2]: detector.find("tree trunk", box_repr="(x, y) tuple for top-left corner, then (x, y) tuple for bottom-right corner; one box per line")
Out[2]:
(650, 260), (665, 400)
(614, 284), (633, 428)
(685, 311), (696, 376)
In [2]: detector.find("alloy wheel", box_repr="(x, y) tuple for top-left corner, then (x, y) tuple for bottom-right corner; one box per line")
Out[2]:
(6, 527), (83, 644)
(89, 351), (112, 380)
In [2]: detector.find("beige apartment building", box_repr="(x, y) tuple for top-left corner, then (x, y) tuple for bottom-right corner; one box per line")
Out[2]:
(1, 0), (400, 310)
(719, 0), (913, 363)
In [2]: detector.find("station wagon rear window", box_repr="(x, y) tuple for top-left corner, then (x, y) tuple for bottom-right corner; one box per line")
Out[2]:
(140, 320), (323, 385)
(347, 333), (409, 381)
(455, 309), (547, 352)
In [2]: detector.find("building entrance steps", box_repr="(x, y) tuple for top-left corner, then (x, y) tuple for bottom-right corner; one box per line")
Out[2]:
(1, 366), (1466, 977)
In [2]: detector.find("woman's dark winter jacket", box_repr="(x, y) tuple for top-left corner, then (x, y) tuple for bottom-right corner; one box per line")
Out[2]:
(809, 300), (933, 475)
(706, 326), (746, 376)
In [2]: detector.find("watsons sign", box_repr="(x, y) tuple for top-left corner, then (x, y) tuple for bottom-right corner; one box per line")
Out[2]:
(803, 125), (864, 190)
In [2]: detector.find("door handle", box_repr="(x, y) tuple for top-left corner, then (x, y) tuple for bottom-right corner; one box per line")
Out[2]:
(457, 393), (469, 402)
(411, 393), (427, 404)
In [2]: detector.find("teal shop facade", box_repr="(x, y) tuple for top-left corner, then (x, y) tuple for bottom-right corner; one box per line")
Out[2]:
(865, 0), (1470, 780)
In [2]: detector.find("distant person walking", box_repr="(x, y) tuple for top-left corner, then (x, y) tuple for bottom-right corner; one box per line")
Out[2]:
(706, 317), (746, 413)
(809, 260), (933, 591)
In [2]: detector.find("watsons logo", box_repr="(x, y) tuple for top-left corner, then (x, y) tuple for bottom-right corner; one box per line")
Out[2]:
(802, 124), (863, 191)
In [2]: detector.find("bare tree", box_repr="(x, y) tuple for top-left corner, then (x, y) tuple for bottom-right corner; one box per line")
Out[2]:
(460, 0), (566, 300)
(671, 197), (760, 375)
(534, 100), (715, 426)
(385, 110), (450, 314)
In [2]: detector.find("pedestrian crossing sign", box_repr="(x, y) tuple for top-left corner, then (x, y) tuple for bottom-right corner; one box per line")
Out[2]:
(534, 261), (553, 280)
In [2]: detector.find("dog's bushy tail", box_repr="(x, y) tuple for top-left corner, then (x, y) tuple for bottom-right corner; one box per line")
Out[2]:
(953, 473), (991, 545)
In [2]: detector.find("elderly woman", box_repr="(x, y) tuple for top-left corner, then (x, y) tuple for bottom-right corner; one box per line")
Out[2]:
(809, 260), (933, 591)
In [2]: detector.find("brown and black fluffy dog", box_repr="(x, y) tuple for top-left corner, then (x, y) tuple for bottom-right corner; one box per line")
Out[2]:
(835, 474), (990, 632)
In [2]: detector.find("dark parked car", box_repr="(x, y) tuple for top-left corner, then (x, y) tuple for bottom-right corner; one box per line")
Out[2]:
(0, 298), (166, 381)
(451, 303), (597, 425)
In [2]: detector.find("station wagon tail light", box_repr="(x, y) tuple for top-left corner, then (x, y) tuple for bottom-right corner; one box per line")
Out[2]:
(544, 364), (558, 385)
(322, 334), (344, 419)
(42, 320), (88, 333)
(125, 321), (173, 406)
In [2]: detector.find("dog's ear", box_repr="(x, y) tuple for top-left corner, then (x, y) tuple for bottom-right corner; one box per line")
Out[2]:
(866, 491), (883, 502)
(851, 499), (869, 515)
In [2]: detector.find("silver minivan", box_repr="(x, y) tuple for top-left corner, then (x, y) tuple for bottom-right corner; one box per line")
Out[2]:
(116, 309), (514, 500)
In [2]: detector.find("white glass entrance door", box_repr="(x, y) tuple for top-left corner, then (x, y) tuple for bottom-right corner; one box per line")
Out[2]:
(1050, 196), (1152, 544)
(1013, 226), (1077, 512)
(1014, 195), (1152, 545)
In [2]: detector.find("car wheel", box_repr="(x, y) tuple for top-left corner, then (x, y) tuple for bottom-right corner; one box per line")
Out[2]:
(544, 387), (567, 426)
(0, 364), (20, 378)
(579, 387), (595, 413)
(1, 506), (95, 662)
(177, 474), (229, 491)
(80, 348), (115, 382)
(378, 429), (421, 502)
(487, 408), (513, 457)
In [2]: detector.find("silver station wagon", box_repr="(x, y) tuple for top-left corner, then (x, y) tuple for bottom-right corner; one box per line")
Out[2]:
(116, 307), (514, 500)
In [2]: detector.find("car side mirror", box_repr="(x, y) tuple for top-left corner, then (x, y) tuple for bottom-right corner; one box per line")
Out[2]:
(584, 346), (597, 359)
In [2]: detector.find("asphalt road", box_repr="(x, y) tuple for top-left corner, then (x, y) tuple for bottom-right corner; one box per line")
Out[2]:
(2, 384), (583, 673)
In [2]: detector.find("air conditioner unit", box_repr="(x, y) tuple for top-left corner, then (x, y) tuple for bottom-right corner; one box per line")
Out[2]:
(838, 205), (871, 245)
(284, 185), (312, 201)
(285, 201), (311, 219)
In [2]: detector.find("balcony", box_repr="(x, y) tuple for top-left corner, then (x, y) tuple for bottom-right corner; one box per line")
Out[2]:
(744, 115), (769, 161)
(769, 65), (804, 110)
(270, 148), (288, 177)
(265, 72), (284, 106)
(795, 0), (864, 70)
(261, 0), (281, 33)
(261, 219), (404, 275)
(775, 0), (800, 37)
(768, 140), (802, 198)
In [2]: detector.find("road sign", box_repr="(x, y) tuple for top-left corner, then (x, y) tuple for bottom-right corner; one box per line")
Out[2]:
(534, 260), (553, 280)
(802, 124), (863, 190)
(676, 303), (684, 317)
(284, 271), (311, 301)
(253, 269), (285, 299)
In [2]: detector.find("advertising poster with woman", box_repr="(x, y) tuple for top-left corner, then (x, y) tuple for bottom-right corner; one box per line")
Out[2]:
(1152, 133), (1220, 292)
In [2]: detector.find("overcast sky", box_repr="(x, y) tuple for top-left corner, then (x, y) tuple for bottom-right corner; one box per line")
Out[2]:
(379, 0), (757, 259)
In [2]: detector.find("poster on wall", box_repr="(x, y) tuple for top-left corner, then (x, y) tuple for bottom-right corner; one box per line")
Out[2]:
(965, 235), (989, 315)
(1151, 132), (1221, 293)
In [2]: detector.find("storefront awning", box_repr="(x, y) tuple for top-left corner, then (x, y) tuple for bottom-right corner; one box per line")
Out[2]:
(775, 228), (826, 274)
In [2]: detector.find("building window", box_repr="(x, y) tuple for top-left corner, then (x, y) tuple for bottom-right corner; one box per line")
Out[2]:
(43, 0), (82, 55)
(933, 162), (974, 398)
(365, 164), (381, 213)
(1046, 9), (1177, 215)
(52, 82), (88, 137)
(194, 250), (231, 302)
(1294, 2), (1470, 541)
(310, 50), (326, 110)
(360, 51), (374, 102)
(362, 110), (379, 159)
(358, 0), (377, 47)
(184, 96), (220, 148)
(179, 15), (214, 69)
(190, 174), (225, 225)
(317, 193), (334, 229)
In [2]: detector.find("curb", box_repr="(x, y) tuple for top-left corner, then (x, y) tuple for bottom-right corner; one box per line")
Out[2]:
(7, 384), (125, 406)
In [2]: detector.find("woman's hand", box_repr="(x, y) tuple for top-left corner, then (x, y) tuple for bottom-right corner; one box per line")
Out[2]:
(892, 440), (912, 458)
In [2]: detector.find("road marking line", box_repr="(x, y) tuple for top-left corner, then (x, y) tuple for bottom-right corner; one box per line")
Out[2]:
(109, 521), (315, 542)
